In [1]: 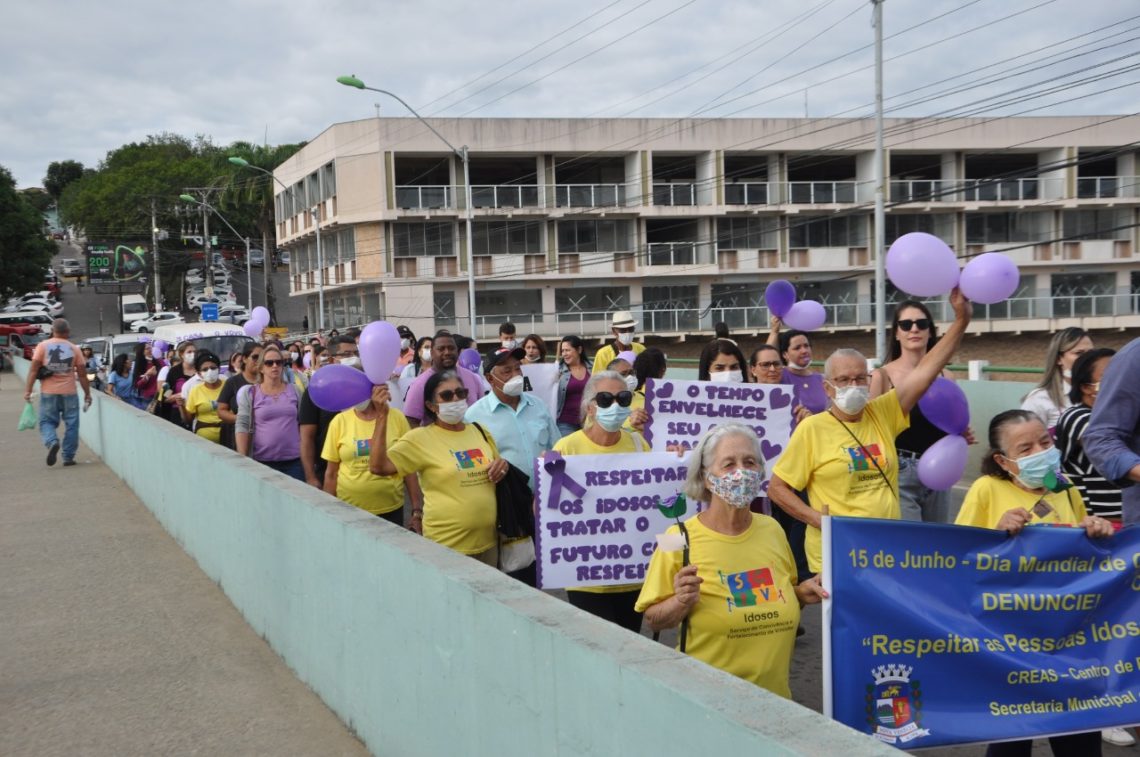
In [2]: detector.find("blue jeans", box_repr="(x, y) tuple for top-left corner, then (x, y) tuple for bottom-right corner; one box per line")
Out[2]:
(898, 456), (956, 523)
(40, 393), (80, 462)
(261, 458), (305, 481)
(556, 421), (580, 438)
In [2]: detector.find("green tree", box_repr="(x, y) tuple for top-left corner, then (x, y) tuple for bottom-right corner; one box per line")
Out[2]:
(20, 188), (54, 215)
(43, 160), (85, 201)
(0, 165), (55, 299)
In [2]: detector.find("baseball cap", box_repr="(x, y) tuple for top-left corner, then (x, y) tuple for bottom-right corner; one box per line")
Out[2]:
(397, 325), (414, 338)
(483, 346), (525, 374)
(611, 310), (637, 329)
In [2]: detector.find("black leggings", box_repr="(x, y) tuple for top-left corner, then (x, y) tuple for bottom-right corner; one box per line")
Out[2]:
(984, 731), (1101, 757)
(566, 589), (643, 634)
(376, 508), (404, 526)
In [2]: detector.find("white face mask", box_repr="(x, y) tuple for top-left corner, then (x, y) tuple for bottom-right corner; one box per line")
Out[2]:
(615, 330), (633, 346)
(1062, 368), (1072, 380)
(501, 339), (518, 350)
(201, 368), (220, 384)
(400, 338), (411, 351)
(183, 352), (196, 367)
(289, 350), (299, 361)
(420, 347), (432, 361)
(709, 369), (743, 384)
(353, 398), (371, 412)
(339, 356), (362, 370)
(832, 385), (870, 415)
(500, 375), (525, 397)
(435, 400), (467, 424)
(623, 374), (638, 392)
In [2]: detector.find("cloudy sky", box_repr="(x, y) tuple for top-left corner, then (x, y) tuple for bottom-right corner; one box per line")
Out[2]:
(2, 0), (1135, 188)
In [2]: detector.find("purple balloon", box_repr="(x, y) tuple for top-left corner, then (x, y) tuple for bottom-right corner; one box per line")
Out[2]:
(152, 339), (168, 354)
(917, 435), (969, 491)
(615, 350), (637, 365)
(251, 306), (270, 324)
(765, 280), (796, 318)
(782, 300), (827, 332)
(959, 252), (1019, 305)
(917, 377), (970, 436)
(458, 348), (482, 374)
(243, 319), (263, 338)
(886, 232), (960, 297)
(308, 363), (374, 412)
(302, 352), (312, 370)
(360, 321), (402, 385)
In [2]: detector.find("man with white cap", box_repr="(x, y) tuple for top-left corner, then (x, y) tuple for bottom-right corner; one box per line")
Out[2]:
(593, 310), (644, 373)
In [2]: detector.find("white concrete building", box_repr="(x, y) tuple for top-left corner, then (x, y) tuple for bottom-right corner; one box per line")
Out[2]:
(273, 115), (1140, 340)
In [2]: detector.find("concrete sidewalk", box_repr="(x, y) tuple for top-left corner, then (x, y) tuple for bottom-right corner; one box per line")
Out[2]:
(0, 383), (368, 756)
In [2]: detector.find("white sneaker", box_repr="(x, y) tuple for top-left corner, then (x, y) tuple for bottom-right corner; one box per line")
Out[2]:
(1102, 727), (1136, 746)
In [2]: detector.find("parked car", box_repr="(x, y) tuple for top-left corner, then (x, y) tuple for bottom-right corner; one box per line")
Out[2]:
(130, 311), (185, 333)
(13, 297), (64, 317)
(248, 249), (265, 268)
(60, 258), (83, 276)
(277, 250), (290, 267)
(186, 292), (237, 313)
(216, 304), (252, 325)
(0, 311), (54, 335)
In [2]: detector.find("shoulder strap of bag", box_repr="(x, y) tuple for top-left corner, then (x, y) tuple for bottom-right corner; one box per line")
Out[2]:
(677, 520), (691, 654)
(828, 411), (896, 499)
(471, 421), (497, 457)
(627, 429), (646, 452)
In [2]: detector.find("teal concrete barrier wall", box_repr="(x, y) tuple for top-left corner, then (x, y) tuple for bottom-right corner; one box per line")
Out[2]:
(14, 358), (892, 756)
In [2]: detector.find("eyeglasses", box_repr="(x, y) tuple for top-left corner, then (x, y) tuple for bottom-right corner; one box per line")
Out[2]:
(435, 387), (470, 402)
(262, 359), (284, 367)
(898, 318), (931, 332)
(337, 350), (360, 358)
(594, 390), (633, 408)
(827, 375), (871, 388)
(893, 316), (930, 332)
(754, 360), (782, 370)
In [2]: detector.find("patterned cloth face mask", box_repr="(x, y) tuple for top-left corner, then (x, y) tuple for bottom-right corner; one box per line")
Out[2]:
(706, 468), (764, 509)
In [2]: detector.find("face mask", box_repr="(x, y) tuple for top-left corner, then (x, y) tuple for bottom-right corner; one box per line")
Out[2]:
(594, 403), (631, 432)
(183, 352), (196, 367)
(500, 375), (525, 397)
(832, 385), (870, 415)
(1062, 369), (1072, 380)
(501, 339), (518, 350)
(623, 374), (638, 392)
(289, 350), (299, 361)
(435, 400), (467, 424)
(201, 368), (220, 384)
(706, 468), (764, 509)
(340, 356), (362, 370)
(400, 338), (411, 351)
(1008, 446), (1061, 489)
(615, 330), (633, 346)
(353, 399), (371, 413)
(709, 370), (743, 384)
(420, 348), (432, 361)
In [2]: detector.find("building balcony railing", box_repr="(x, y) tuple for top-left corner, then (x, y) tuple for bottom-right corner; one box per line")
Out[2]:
(959, 177), (1063, 202)
(652, 183), (696, 206)
(643, 241), (698, 266)
(554, 183), (626, 208)
(725, 182), (770, 205)
(788, 181), (857, 204)
(471, 184), (541, 209)
(1076, 176), (1140, 199)
(395, 185), (453, 210)
(890, 180), (944, 203)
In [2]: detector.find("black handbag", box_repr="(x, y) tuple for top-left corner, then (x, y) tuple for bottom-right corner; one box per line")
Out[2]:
(472, 423), (536, 538)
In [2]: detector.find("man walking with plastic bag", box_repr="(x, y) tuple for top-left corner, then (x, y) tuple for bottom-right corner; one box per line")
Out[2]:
(23, 318), (91, 467)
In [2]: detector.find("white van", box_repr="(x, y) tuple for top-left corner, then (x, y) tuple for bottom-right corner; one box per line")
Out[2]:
(0, 311), (53, 335)
(102, 333), (154, 370)
(152, 322), (253, 366)
(121, 295), (149, 328)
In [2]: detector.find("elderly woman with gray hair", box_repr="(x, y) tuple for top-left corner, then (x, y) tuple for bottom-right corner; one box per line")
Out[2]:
(636, 423), (827, 697)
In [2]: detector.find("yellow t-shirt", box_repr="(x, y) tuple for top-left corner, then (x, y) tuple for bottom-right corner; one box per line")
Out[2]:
(635, 514), (801, 698)
(186, 381), (225, 443)
(554, 428), (647, 593)
(321, 408), (410, 515)
(772, 390), (909, 573)
(623, 389), (646, 432)
(955, 476), (1088, 529)
(388, 423), (499, 555)
(593, 342), (645, 373)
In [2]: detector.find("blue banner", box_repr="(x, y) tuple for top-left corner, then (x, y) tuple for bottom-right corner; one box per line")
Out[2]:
(825, 517), (1140, 748)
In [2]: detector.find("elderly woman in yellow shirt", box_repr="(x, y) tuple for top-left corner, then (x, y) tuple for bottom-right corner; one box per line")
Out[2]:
(181, 351), (225, 443)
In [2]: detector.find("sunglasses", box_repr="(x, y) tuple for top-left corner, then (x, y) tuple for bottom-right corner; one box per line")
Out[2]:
(754, 360), (782, 370)
(595, 390), (633, 408)
(898, 318), (931, 332)
(262, 359), (284, 367)
(435, 387), (470, 402)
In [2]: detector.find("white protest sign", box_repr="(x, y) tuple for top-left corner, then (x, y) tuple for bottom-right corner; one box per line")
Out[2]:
(641, 378), (793, 484)
(533, 451), (692, 590)
(521, 362), (560, 419)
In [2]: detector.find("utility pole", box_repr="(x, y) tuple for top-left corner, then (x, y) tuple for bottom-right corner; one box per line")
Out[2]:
(150, 199), (161, 310)
(314, 207), (324, 331)
(183, 187), (221, 292)
(872, 0), (887, 365)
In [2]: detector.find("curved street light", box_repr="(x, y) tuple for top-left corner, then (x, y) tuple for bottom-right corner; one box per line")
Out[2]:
(337, 74), (477, 338)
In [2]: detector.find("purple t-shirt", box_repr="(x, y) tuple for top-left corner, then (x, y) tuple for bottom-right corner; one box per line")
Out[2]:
(241, 384), (301, 461)
(403, 365), (485, 425)
(558, 372), (589, 425)
(781, 368), (827, 415)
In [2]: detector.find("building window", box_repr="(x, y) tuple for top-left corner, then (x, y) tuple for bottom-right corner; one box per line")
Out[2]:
(474, 290), (543, 323)
(1052, 272), (1116, 317)
(716, 217), (779, 249)
(433, 291), (456, 326)
(339, 229), (356, 261)
(321, 162), (336, 200)
(473, 221), (541, 255)
(788, 215), (865, 248)
(394, 222), (454, 257)
(557, 220), (629, 253)
(553, 286), (630, 323)
(965, 212), (1049, 244)
(1062, 210), (1129, 240)
(642, 285), (699, 332)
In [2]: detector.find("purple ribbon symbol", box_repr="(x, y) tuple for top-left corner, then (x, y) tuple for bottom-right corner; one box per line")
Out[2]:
(543, 451), (587, 511)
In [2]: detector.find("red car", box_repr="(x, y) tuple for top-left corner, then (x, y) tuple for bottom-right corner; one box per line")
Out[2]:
(0, 325), (43, 364)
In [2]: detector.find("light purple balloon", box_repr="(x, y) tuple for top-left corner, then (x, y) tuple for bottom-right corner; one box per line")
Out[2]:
(959, 252), (1019, 305)
(302, 352), (312, 370)
(152, 339), (168, 355)
(917, 377), (970, 436)
(458, 348), (482, 374)
(782, 300), (827, 332)
(360, 321), (402, 384)
(615, 350), (637, 365)
(251, 306), (270, 324)
(886, 232), (960, 297)
(917, 435), (969, 491)
(243, 319), (263, 338)
(765, 280), (796, 318)
(308, 363), (374, 412)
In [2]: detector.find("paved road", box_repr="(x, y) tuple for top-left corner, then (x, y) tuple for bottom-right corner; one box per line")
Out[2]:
(0, 381), (368, 756)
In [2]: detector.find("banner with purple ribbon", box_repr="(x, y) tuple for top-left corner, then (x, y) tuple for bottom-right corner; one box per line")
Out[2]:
(641, 378), (793, 485)
(533, 451), (691, 589)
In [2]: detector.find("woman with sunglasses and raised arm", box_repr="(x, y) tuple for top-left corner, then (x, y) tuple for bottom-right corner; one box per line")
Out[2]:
(552, 371), (650, 633)
(369, 371), (508, 566)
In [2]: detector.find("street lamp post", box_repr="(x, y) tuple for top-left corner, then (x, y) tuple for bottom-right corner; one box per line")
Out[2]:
(337, 75), (477, 339)
(179, 195), (253, 310)
(313, 206), (324, 331)
(228, 156), (288, 328)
